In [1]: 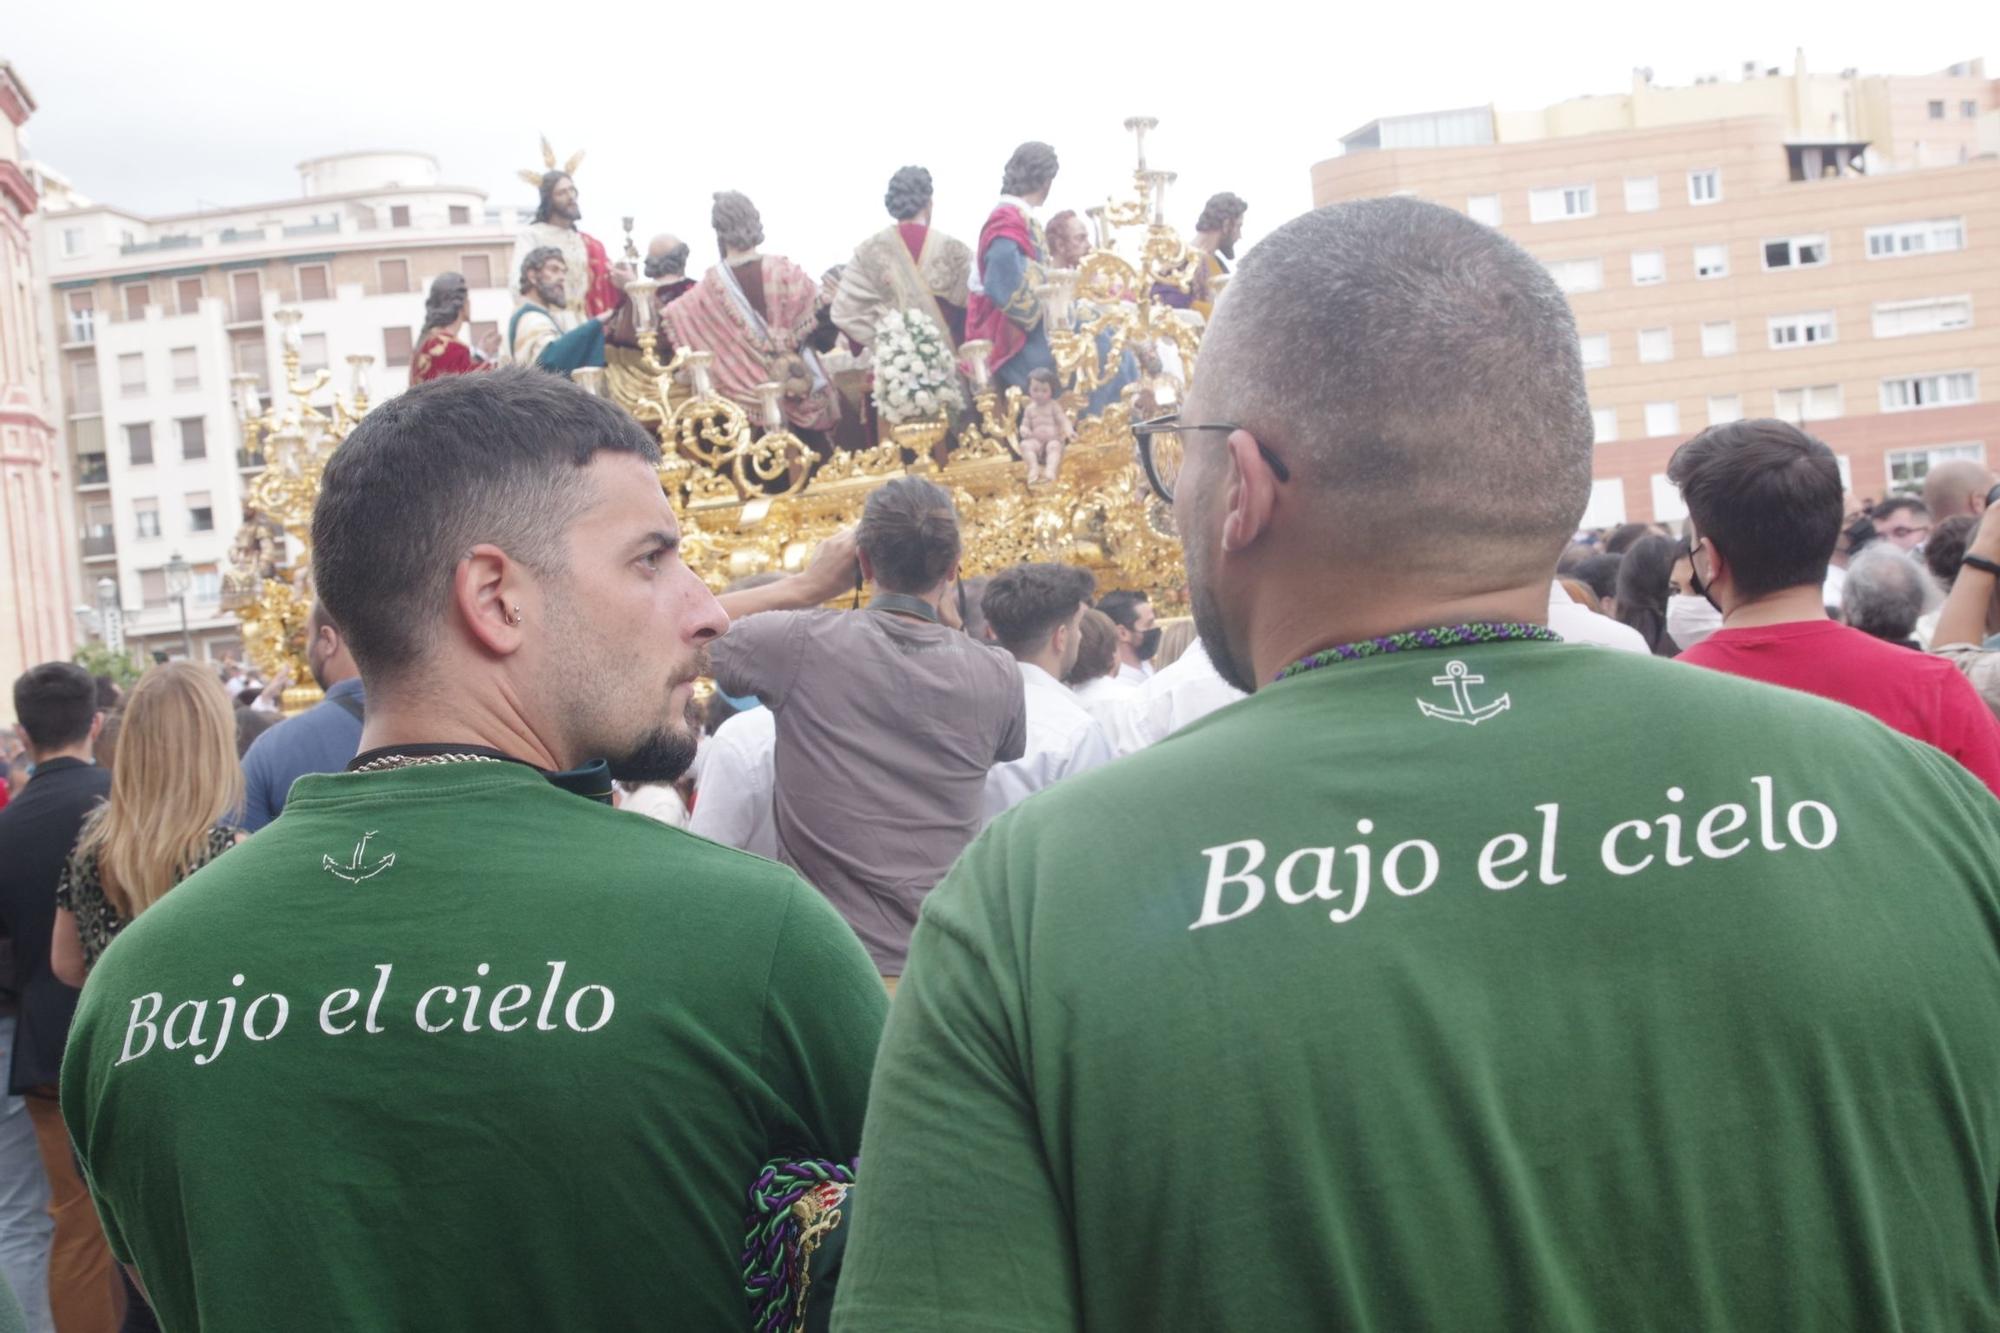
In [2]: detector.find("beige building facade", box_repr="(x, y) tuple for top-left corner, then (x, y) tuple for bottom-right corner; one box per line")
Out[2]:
(1314, 57), (2000, 525)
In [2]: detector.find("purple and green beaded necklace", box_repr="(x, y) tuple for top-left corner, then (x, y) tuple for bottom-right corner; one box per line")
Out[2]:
(1273, 621), (1562, 683)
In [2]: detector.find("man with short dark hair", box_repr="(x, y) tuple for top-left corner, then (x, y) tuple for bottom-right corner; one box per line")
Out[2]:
(1672, 418), (2000, 793)
(1872, 495), (1932, 552)
(62, 368), (887, 1331)
(980, 564), (1113, 820)
(837, 200), (2000, 1329)
(238, 602), (364, 831)
(710, 476), (1026, 985)
(1096, 589), (1158, 686)
(0, 663), (113, 1333)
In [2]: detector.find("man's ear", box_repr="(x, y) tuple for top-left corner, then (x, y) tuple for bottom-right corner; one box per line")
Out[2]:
(455, 544), (529, 658)
(1220, 429), (1280, 554)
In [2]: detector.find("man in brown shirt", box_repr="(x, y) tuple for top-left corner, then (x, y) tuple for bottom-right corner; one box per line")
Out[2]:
(710, 478), (1026, 981)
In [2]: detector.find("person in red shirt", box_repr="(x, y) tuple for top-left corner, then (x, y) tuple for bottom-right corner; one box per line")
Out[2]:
(1669, 418), (2000, 795)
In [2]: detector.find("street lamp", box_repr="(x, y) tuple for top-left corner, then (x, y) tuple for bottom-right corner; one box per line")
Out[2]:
(165, 552), (194, 660)
(95, 578), (125, 658)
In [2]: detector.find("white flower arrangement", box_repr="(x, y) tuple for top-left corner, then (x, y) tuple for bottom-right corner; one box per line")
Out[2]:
(871, 309), (965, 425)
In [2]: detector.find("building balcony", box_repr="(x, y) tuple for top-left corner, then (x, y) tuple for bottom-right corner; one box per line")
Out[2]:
(219, 226), (267, 245)
(62, 320), (96, 346)
(227, 304), (264, 327)
(282, 220), (339, 238)
(76, 457), (109, 487)
(237, 448), (266, 471)
(118, 233), (202, 257)
(82, 534), (117, 559)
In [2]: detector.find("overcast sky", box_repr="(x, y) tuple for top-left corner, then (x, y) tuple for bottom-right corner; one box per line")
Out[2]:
(7, 0), (1991, 271)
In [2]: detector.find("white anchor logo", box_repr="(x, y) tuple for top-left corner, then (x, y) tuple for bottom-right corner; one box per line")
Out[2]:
(1415, 660), (1511, 726)
(323, 831), (396, 883)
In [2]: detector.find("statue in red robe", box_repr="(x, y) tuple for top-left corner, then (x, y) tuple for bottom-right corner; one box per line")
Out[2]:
(409, 272), (496, 384)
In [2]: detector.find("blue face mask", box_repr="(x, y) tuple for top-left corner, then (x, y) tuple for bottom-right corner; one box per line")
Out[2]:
(719, 690), (762, 713)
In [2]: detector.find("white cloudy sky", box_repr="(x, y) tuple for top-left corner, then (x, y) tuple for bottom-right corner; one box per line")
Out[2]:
(7, 0), (1991, 270)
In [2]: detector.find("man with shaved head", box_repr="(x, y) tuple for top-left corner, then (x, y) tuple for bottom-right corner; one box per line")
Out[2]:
(835, 199), (2000, 1329)
(1923, 457), (1998, 523)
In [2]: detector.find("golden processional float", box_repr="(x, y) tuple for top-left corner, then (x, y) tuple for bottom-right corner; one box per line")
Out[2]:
(225, 118), (1213, 714)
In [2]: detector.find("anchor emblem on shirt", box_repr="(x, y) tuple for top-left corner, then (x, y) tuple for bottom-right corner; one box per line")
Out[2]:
(1415, 660), (1511, 726)
(323, 831), (395, 882)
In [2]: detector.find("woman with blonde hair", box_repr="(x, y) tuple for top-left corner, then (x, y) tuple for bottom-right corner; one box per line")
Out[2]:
(52, 661), (242, 986)
(1151, 616), (1198, 672)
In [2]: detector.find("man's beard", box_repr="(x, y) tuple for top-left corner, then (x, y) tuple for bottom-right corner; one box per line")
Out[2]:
(607, 725), (698, 784)
(1184, 521), (1258, 694)
(1217, 238), (1237, 261)
(535, 279), (567, 307)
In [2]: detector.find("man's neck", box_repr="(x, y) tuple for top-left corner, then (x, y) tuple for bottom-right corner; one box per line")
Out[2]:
(1252, 580), (1552, 685)
(28, 743), (92, 767)
(1116, 646), (1143, 672)
(1722, 584), (1829, 631)
(356, 684), (566, 773)
(725, 249), (760, 266)
(1195, 230), (1221, 255)
(1017, 648), (1063, 680)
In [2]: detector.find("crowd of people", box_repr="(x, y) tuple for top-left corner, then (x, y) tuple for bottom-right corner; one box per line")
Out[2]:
(0, 192), (1997, 1331)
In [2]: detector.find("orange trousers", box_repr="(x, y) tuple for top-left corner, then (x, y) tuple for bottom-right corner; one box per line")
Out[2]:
(24, 1093), (123, 1333)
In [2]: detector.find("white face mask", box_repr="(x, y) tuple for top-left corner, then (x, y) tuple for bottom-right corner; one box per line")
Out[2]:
(1665, 594), (1724, 650)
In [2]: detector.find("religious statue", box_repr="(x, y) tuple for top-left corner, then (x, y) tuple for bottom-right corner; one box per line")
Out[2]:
(831, 166), (972, 355)
(1157, 191), (1246, 320)
(1045, 209), (1092, 271)
(505, 248), (609, 376)
(514, 139), (619, 323)
(966, 141), (1059, 397)
(603, 233), (697, 410)
(220, 513), (285, 607)
(662, 191), (838, 439)
(409, 273), (499, 383)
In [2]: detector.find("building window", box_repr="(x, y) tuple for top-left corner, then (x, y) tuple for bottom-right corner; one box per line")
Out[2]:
(1544, 258), (1603, 294)
(1767, 312), (1836, 349)
(1873, 295), (1974, 338)
(187, 491), (214, 533)
(1887, 442), (1985, 493)
(299, 333), (330, 374)
(175, 277), (202, 315)
(1966, 101), (1981, 119)
(1466, 194), (1501, 226)
(1929, 100), (1946, 119)
(126, 423), (154, 466)
(297, 264), (331, 301)
(122, 283), (150, 320)
(84, 502), (113, 542)
(178, 417), (206, 460)
(1700, 321), (1736, 357)
(229, 270), (263, 323)
(1763, 235), (1829, 269)
(379, 259), (411, 294)
(134, 498), (161, 540)
(1776, 385), (1844, 423)
(139, 568), (167, 608)
(1581, 478), (1626, 528)
(233, 336), (269, 398)
(450, 205), (472, 226)
(1687, 169), (1721, 205)
(383, 327), (414, 367)
(71, 357), (101, 415)
(61, 227), (85, 257)
(1865, 218), (1966, 258)
(1692, 244), (1730, 280)
(118, 352), (146, 398)
(461, 254), (494, 289)
(1706, 394), (1743, 425)
(389, 205), (412, 228)
(1638, 327), (1674, 363)
(65, 290), (96, 343)
(170, 346), (199, 390)
(1651, 475), (1689, 523)
(1528, 184), (1596, 223)
(1630, 250), (1665, 286)
(1591, 406), (1618, 443)
(1622, 176), (1659, 212)
(1644, 401), (1681, 437)
(193, 564), (221, 603)
(1881, 371), (1977, 412)
(1578, 334), (1610, 369)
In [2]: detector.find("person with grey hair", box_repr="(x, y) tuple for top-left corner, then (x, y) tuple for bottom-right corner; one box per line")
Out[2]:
(710, 476), (1025, 988)
(836, 199), (2000, 1328)
(1842, 544), (1937, 648)
(663, 191), (838, 439)
(603, 233), (697, 362)
(504, 246), (611, 376)
(511, 167), (620, 324)
(832, 165), (973, 354)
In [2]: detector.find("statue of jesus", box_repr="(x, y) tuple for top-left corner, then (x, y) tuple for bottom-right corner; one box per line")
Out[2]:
(514, 156), (620, 324)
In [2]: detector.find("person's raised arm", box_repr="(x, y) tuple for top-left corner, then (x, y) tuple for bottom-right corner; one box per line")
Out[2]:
(1933, 511), (2000, 649)
(715, 529), (861, 621)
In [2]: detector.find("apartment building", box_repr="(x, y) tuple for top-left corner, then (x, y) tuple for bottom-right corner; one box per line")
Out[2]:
(1313, 55), (2000, 525)
(31, 150), (521, 659)
(0, 59), (75, 689)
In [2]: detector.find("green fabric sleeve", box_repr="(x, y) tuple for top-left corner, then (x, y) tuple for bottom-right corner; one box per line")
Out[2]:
(832, 828), (1081, 1330)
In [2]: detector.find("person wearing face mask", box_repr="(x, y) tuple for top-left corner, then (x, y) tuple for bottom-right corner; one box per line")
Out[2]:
(1663, 537), (1724, 651)
(1098, 589), (1162, 685)
(1670, 418), (2000, 796)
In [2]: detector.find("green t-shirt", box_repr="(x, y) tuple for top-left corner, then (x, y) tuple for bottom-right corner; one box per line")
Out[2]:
(835, 642), (2000, 1330)
(62, 761), (887, 1332)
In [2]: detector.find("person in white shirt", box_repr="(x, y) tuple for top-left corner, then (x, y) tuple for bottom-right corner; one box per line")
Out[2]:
(1097, 589), (1160, 686)
(981, 564), (1116, 821)
(686, 704), (778, 858)
(1121, 637), (1246, 753)
(1544, 579), (1648, 653)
